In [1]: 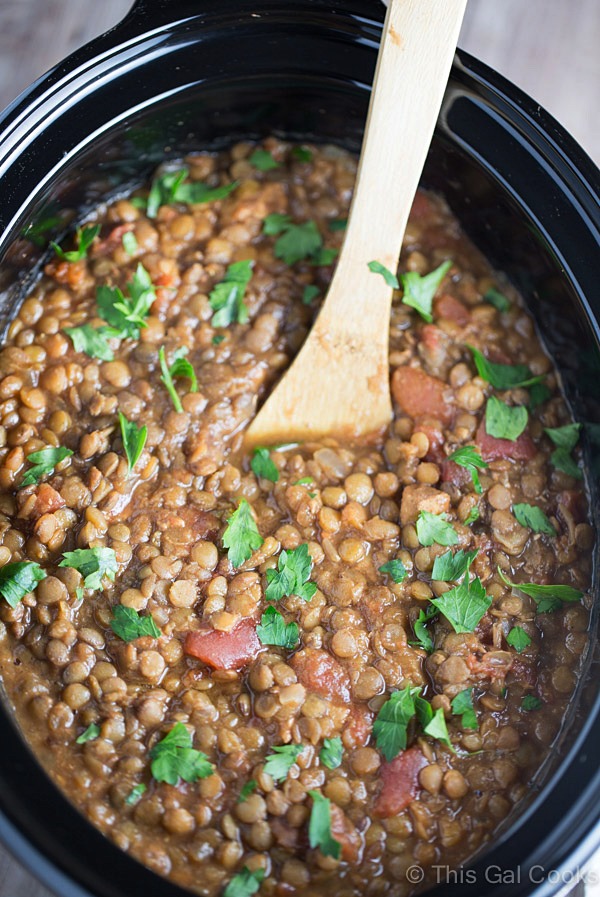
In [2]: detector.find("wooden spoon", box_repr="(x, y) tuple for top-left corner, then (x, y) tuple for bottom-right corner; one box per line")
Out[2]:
(245, 0), (467, 447)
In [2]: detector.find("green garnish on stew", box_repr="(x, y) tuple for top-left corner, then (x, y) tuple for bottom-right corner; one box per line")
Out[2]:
(118, 412), (147, 474)
(416, 511), (458, 547)
(529, 381), (552, 410)
(60, 547), (118, 592)
(430, 573), (492, 633)
(146, 168), (238, 218)
(464, 506), (480, 526)
(485, 396), (528, 441)
(263, 744), (304, 782)
(310, 247), (338, 266)
(262, 214), (326, 266)
(249, 148), (279, 171)
(76, 723), (100, 744)
(373, 685), (420, 760)
(497, 567), (583, 613)
(400, 259), (452, 322)
(251, 447), (279, 483)
(319, 737), (343, 770)
(512, 503), (556, 536)
(415, 699), (454, 752)
(544, 423), (583, 480)
(21, 446), (73, 488)
(64, 324), (114, 361)
(51, 224), (100, 262)
(410, 605), (438, 653)
(159, 346), (198, 413)
(110, 605), (162, 643)
(432, 548), (478, 583)
(307, 791), (341, 859)
(265, 543), (317, 603)
(302, 284), (320, 305)
(237, 780), (258, 803)
(328, 217), (347, 232)
(212, 334), (225, 346)
(223, 867), (265, 897)
(291, 145), (313, 163)
(125, 784), (146, 805)
(506, 626), (531, 653)
(451, 688), (478, 730)
(97, 263), (156, 340)
(223, 499), (264, 568)
(256, 607), (299, 649)
(0, 561), (47, 608)
(522, 695), (542, 712)
(367, 260), (399, 289)
(209, 259), (254, 327)
(150, 722), (213, 785)
(122, 231), (138, 255)
(379, 558), (407, 583)
(467, 345), (544, 390)
(483, 287), (510, 313)
(447, 445), (488, 494)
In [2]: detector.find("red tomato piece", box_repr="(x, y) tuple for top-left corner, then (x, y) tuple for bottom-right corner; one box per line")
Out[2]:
(32, 483), (66, 518)
(291, 648), (351, 704)
(434, 292), (470, 326)
(374, 747), (427, 818)
(343, 706), (374, 749)
(475, 421), (536, 462)
(184, 618), (261, 671)
(441, 459), (471, 488)
(391, 366), (454, 426)
(329, 803), (362, 863)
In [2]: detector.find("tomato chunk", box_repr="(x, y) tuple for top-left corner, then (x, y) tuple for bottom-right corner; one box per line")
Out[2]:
(291, 648), (351, 703)
(475, 421), (536, 462)
(329, 803), (362, 863)
(440, 459), (471, 488)
(29, 484), (66, 519)
(374, 747), (427, 818)
(434, 293), (470, 326)
(184, 619), (260, 671)
(391, 366), (454, 426)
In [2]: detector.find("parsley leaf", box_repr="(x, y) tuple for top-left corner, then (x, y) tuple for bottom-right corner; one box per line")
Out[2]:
(118, 412), (147, 473)
(464, 506), (480, 526)
(76, 723), (100, 744)
(307, 791), (341, 859)
(256, 607), (299, 649)
(173, 179), (239, 206)
(249, 148), (279, 171)
(410, 605), (438, 652)
(238, 780), (258, 803)
(483, 288), (510, 313)
(467, 345), (543, 390)
(209, 259), (254, 327)
(251, 447), (279, 483)
(0, 561), (46, 608)
(497, 567), (582, 612)
(512, 503), (556, 536)
(310, 247), (338, 266)
(21, 446), (73, 487)
(319, 737), (343, 770)
(451, 688), (478, 729)
(146, 168), (238, 217)
(65, 324), (114, 361)
(400, 260), (452, 322)
(263, 744), (304, 782)
(223, 499), (264, 568)
(447, 445), (488, 494)
(367, 260), (399, 289)
(122, 231), (138, 255)
(262, 215), (326, 266)
(430, 573), (492, 633)
(223, 868), (265, 897)
(262, 213), (291, 235)
(522, 695), (542, 711)
(51, 224), (100, 262)
(96, 264), (156, 340)
(373, 685), (420, 761)
(506, 626), (531, 653)
(485, 396), (528, 441)
(265, 543), (316, 602)
(528, 381), (551, 410)
(212, 334), (225, 346)
(328, 218), (347, 232)
(544, 423), (582, 480)
(416, 511), (458, 547)
(415, 699), (454, 752)
(60, 547), (117, 591)
(432, 549), (478, 582)
(110, 605), (162, 643)
(159, 346), (198, 413)
(125, 784), (146, 805)
(291, 146), (312, 163)
(150, 722), (213, 785)
(302, 284), (320, 305)
(379, 558), (407, 583)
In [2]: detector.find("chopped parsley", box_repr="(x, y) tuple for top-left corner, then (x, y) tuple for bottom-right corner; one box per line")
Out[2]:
(76, 723), (100, 744)
(291, 146), (313, 163)
(150, 722), (213, 784)
(0, 561), (46, 608)
(529, 381), (552, 410)
(373, 685), (420, 760)
(319, 737), (343, 770)
(307, 791), (341, 859)
(512, 503), (556, 536)
(263, 744), (304, 782)
(379, 558), (407, 583)
(302, 284), (320, 305)
(367, 260), (399, 289)
(223, 499), (264, 568)
(310, 247), (338, 266)
(430, 573), (492, 633)
(464, 506), (480, 526)
(415, 699), (454, 752)
(497, 567), (583, 613)
(21, 446), (73, 488)
(328, 218), (347, 232)
(451, 688), (478, 729)
(125, 783), (146, 805)
(110, 605), (162, 643)
(238, 780), (258, 803)
(209, 259), (254, 327)
(262, 214), (326, 266)
(447, 445), (488, 494)
(485, 396), (528, 441)
(400, 259), (452, 322)
(506, 626), (531, 653)
(60, 547), (117, 592)
(265, 543), (316, 603)
(122, 231), (138, 255)
(467, 345), (544, 390)
(432, 548), (478, 582)
(96, 263), (156, 340)
(223, 868), (265, 897)
(416, 511), (458, 547)
(251, 447), (279, 483)
(159, 346), (198, 413)
(410, 605), (438, 652)
(51, 223), (99, 262)
(483, 287), (510, 313)
(146, 168), (237, 218)
(118, 412), (147, 473)
(64, 324), (114, 361)
(212, 334), (225, 346)
(544, 423), (582, 480)
(522, 695), (542, 711)
(256, 607), (299, 649)
(248, 148), (279, 171)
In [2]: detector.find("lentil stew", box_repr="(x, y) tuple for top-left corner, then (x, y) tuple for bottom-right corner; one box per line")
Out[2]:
(0, 139), (594, 897)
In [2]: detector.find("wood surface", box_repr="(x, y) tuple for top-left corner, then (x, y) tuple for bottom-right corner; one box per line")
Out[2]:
(0, 1), (597, 895)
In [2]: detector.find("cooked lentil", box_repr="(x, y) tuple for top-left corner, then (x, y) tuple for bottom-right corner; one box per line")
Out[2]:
(0, 138), (593, 896)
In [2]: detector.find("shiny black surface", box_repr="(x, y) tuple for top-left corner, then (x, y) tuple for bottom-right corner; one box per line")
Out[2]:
(0, 2), (598, 897)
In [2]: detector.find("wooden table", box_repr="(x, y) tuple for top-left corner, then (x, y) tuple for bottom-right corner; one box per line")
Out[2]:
(0, 2), (598, 895)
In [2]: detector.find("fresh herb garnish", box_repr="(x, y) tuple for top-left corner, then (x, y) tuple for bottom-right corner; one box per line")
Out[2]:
(430, 573), (492, 633)
(373, 685), (420, 761)
(60, 547), (117, 592)
(506, 626), (531, 653)
(529, 381), (552, 410)
(451, 688), (478, 729)
(328, 218), (347, 232)
(468, 345), (543, 390)
(223, 868), (265, 897)
(122, 231), (138, 255)
(125, 784), (146, 805)
(307, 791), (341, 859)
(319, 737), (343, 770)
(110, 605), (161, 643)
(522, 695), (542, 711)
(256, 607), (299, 649)
(238, 780), (258, 803)
(209, 259), (254, 327)
(76, 723), (100, 744)
(0, 561), (46, 608)
(223, 499), (264, 568)
(265, 543), (316, 602)
(464, 506), (480, 526)
(159, 346), (198, 413)
(295, 477), (315, 486)
(263, 744), (304, 782)
(249, 148), (279, 171)
(512, 503), (556, 536)
(51, 224), (100, 262)
(146, 168), (237, 218)
(483, 288), (510, 313)
(212, 334), (225, 345)
(262, 214), (325, 266)
(485, 396), (528, 441)
(150, 722), (213, 784)
(415, 699), (454, 752)
(367, 260), (399, 289)
(416, 511), (458, 547)
(310, 247), (338, 266)
(302, 284), (320, 305)
(400, 260), (452, 322)
(291, 146), (313, 163)
(251, 447), (279, 483)
(64, 324), (114, 361)
(447, 445), (488, 494)
(432, 549), (478, 582)
(21, 446), (73, 488)
(410, 605), (438, 652)
(96, 263), (156, 340)
(544, 423), (582, 480)
(23, 213), (64, 247)
(379, 558), (407, 583)
(118, 412), (147, 473)
(497, 567), (583, 613)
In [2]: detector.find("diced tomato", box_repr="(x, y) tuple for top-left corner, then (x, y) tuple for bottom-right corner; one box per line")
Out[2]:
(43, 258), (86, 288)
(419, 324), (451, 375)
(400, 483), (451, 526)
(329, 803), (362, 863)
(32, 484), (66, 518)
(434, 293), (470, 326)
(465, 650), (513, 681)
(184, 618), (261, 671)
(374, 747), (427, 817)
(343, 706), (373, 749)
(91, 223), (133, 257)
(391, 366), (453, 426)
(475, 421), (536, 462)
(291, 648), (351, 703)
(441, 459), (471, 488)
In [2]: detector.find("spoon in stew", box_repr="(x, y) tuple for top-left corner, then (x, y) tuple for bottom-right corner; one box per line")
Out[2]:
(245, 0), (467, 447)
